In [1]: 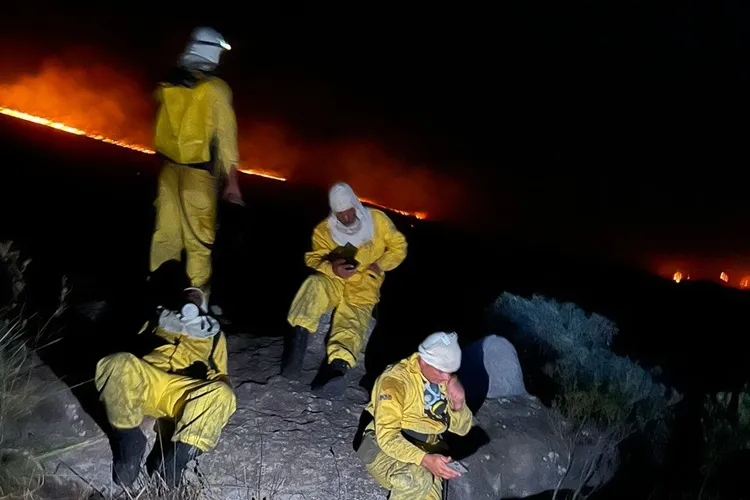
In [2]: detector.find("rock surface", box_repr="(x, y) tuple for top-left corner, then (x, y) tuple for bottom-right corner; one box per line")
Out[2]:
(6, 320), (386, 499)
(458, 334), (527, 412)
(447, 396), (619, 499)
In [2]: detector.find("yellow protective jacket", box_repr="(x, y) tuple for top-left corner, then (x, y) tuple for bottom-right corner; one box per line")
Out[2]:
(305, 209), (407, 284)
(142, 326), (229, 380)
(365, 353), (474, 466)
(153, 74), (239, 178)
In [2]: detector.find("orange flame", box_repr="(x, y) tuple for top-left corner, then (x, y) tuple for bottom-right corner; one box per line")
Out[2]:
(361, 197), (428, 220)
(720, 271), (729, 283)
(0, 106), (286, 181)
(740, 277), (750, 289)
(0, 105), (432, 218)
(673, 271), (683, 283)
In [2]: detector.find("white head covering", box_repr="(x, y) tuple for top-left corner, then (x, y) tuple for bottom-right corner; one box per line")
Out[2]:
(327, 182), (375, 247)
(157, 287), (220, 339)
(418, 332), (462, 373)
(179, 27), (231, 72)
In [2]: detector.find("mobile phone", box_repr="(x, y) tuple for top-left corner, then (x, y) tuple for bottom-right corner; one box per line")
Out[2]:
(447, 461), (468, 474)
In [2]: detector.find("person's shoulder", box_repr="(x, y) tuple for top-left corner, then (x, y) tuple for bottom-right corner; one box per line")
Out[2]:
(204, 77), (233, 100)
(371, 209), (401, 232)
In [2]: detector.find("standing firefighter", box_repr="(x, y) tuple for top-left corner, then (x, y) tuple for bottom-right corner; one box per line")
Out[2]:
(357, 332), (473, 500)
(150, 27), (243, 302)
(282, 182), (407, 396)
(95, 285), (236, 488)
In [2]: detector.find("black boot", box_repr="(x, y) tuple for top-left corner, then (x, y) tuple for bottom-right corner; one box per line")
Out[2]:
(280, 326), (309, 379)
(154, 441), (202, 488)
(311, 358), (350, 398)
(112, 427), (147, 488)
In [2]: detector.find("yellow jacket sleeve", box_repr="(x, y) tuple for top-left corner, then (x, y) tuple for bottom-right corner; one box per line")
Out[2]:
(373, 377), (428, 466)
(209, 333), (230, 378)
(374, 212), (407, 272)
(447, 404), (473, 436)
(304, 222), (338, 278)
(211, 79), (239, 177)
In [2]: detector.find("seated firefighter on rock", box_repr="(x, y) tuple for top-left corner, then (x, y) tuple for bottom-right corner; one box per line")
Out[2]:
(357, 332), (473, 500)
(281, 181), (408, 396)
(94, 271), (236, 488)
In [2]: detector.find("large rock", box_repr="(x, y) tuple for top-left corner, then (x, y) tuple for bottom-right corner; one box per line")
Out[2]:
(447, 396), (619, 499)
(458, 334), (527, 412)
(1, 352), (112, 499)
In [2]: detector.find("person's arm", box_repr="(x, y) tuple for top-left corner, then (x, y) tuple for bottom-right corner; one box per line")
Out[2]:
(374, 212), (407, 272)
(211, 80), (242, 203)
(447, 404), (473, 436)
(209, 333), (231, 386)
(372, 377), (427, 465)
(304, 223), (338, 278)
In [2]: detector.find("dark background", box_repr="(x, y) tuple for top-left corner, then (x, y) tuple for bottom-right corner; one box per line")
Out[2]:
(3, 2), (750, 281)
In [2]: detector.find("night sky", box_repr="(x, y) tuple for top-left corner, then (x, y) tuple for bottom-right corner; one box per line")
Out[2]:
(3, 2), (750, 281)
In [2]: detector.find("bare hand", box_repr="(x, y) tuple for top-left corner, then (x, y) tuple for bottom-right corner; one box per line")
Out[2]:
(223, 187), (245, 206)
(446, 376), (466, 411)
(421, 454), (461, 480)
(333, 259), (356, 279)
(368, 263), (382, 275)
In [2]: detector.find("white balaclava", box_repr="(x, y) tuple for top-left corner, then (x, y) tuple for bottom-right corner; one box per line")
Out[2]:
(327, 182), (375, 247)
(418, 332), (462, 373)
(179, 27), (231, 72)
(158, 287), (220, 338)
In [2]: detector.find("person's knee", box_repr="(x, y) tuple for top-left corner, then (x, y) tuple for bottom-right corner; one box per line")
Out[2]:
(208, 381), (237, 414)
(390, 466), (433, 498)
(97, 352), (140, 377)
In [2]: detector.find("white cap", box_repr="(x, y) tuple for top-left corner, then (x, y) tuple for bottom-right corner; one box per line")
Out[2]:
(418, 332), (462, 373)
(328, 182), (358, 213)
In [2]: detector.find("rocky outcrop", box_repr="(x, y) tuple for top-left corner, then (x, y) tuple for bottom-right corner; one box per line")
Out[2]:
(448, 335), (619, 499)
(447, 395), (619, 499)
(6, 330), (387, 500)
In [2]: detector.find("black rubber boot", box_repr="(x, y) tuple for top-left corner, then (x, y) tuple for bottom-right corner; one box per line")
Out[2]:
(311, 358), (350, 398)
(280, 326), (309, 379)
(112, 427), (148, 488)
(154, 441), (202, 488)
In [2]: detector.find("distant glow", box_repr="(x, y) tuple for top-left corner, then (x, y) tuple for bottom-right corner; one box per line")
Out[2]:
(0, 105), (428, 219)
(673, 271), (683, 283)
(720, 271), (729, 283)
(741, 276), (750, 289)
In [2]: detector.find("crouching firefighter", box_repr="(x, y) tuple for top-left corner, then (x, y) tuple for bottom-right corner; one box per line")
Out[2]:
(95, 286), (236, 488)
(150, 26), (244, 305)
(357, 332), (473, 500)
(282, 182), (408, 396)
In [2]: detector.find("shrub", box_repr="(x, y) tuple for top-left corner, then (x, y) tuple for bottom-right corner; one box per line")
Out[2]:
(493, 292), (682, 431)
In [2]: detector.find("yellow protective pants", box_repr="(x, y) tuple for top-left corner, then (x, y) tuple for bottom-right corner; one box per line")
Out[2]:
(149, 162), (217, 293)
(287, 273), (374, 367)
(95, 353), (236, 452)
(366, 450), (442, 500)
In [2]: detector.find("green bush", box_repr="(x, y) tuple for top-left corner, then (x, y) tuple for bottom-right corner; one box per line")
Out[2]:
(493, 292), (681, 431)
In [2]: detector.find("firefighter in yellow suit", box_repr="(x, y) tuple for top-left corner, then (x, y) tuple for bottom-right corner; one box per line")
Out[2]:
(150, 27), (243, 301)
(358, 332), (473, 500)
(282, 182), (408, 396)
(95, 287), (236, 488)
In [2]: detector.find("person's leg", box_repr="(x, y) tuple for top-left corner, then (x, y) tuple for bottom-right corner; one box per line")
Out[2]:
(326, 301), (375, 368)
(95, 353), (171, 487)
(180, 167), (218, 297)
(150, 164), (184, 274)
(365, 450), (436, 500)
(283, 274), (343, 378)
(155, 378), (236, 486)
